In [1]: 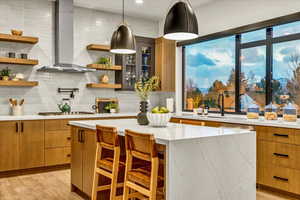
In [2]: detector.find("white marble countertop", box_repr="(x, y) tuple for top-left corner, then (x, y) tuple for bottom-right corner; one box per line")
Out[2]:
(0, 112), (136, 121)
(173, 113), (300, 129)
(69, 119), (254, 144)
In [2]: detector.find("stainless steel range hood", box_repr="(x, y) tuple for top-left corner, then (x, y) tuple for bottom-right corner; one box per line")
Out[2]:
(38, 0), (95, 73)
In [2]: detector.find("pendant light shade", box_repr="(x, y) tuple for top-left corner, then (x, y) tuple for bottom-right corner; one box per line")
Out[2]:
(164, 1), (199, 41)
(110, 24), (136, 54)
(110, 0), (136, 54)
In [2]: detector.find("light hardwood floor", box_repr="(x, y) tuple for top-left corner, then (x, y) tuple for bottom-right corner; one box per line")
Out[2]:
(0, 169), (296, 200)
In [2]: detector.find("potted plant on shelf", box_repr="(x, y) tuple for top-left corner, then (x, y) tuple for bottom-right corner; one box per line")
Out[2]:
(0, 67), (11, 81)
(105, 102), (119, 113)
(135, 76), (159, 125)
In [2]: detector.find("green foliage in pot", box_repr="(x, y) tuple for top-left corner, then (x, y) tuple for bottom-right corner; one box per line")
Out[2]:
(104, 102), (118, 111)
(97, 57), (111, 66)
(0, 67), (11, 80)
(135, 76), (160, 101)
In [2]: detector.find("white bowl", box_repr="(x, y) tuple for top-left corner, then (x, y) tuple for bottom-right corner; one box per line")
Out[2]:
(147, 112), (172, 127)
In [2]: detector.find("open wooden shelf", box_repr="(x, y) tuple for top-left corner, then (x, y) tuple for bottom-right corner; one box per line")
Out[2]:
(87, 64), (122, 71)
(0, 57), (38, 65)
(86, 83), (122, 89)
(0, 33), (38, 44)
(87, 44), (110, 51)
(0, 80), (38, 87)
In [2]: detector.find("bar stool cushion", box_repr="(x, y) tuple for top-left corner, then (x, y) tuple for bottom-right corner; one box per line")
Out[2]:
(127, 166), (164, 188)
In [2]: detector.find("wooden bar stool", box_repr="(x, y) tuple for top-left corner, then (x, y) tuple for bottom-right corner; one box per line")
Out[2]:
(92, 125), (124, 200)
(123, 129), (164, 200)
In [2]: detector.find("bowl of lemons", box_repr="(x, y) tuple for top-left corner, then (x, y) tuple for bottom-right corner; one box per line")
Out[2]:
(147, 106), (172, 127)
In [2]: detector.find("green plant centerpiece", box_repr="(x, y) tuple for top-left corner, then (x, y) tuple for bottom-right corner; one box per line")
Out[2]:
(135, 76), (159, 125)
(1, 67), (11, 81)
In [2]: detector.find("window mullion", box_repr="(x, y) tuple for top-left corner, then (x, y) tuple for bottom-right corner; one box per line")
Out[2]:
(266, 27), (273, 105)
(235, 35), (241, 113)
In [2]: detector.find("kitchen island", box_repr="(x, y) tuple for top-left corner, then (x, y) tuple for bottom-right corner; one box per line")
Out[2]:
(69, 118), (256, 200)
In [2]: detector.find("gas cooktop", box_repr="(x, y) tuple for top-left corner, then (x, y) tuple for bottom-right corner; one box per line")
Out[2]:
(38, 111), (95, 116)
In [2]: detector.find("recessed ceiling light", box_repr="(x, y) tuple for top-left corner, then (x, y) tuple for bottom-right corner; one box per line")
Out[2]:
(135, 0), (144, 4)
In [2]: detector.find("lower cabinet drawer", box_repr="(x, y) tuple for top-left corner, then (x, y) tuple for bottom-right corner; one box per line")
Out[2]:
(259, 140), (300, 170)
(45, 147), (71, 166)
(259, 165), (300, 194)
(258, 127), (296, 144)
(45, 131), (71, 148)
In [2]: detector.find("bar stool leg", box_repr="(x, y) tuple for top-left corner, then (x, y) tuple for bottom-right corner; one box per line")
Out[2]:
(110, 148), (120, 200)
(123, 152), (133, 200)
(92, 144), (101, 200)
(149, 158), (159, 200)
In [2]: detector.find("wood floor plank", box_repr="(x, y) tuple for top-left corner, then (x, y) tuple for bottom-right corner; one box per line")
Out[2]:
(0, 169), (296, 200)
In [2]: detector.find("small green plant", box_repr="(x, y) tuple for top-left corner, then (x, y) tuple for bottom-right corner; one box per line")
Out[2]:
(105, 103), (118, 111)
(97, 57), (111, 66)
(1, 67), (11, 77)
(135, 76), (160, 101)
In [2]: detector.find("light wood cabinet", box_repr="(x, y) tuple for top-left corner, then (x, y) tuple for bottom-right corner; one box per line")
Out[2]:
(0, 120), (44, 171)
(155, 37), (176, 92)
(71, 127), (97, 196)
(0, 121), (19, 172)
(19, 120), (45, 169)
(45, 147), (71, 166)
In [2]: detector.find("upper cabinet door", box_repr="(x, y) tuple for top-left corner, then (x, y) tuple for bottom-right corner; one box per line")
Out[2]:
(136, 37), (155, 81)
(0, 121), (20, 172)
(19, 120), (45, 169)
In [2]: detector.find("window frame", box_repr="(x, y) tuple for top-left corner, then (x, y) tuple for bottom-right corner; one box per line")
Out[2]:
(181, 12), (300, 113)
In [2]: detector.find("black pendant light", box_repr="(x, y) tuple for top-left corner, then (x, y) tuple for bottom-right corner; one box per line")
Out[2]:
(110, 0), (136, 54)
(163, 0), (199, 41)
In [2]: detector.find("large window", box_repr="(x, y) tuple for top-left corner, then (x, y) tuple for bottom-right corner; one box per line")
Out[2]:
(184, 36), (235, 112)
(183, 19), (300, 113)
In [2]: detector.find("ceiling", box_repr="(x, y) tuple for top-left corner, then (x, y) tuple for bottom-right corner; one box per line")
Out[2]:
(73, 0), (215, 21)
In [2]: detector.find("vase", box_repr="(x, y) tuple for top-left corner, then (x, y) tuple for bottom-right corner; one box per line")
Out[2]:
(137, 101), (149, 125)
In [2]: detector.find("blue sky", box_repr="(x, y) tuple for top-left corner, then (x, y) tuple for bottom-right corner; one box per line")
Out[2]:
(185, 25), (300, 93)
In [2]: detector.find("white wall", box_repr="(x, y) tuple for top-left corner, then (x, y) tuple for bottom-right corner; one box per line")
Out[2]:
(159, 0), (300, 36)
(0, 0), (166, 115)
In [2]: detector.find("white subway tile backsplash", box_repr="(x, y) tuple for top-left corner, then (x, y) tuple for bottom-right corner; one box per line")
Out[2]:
(0, 0), (172, 115)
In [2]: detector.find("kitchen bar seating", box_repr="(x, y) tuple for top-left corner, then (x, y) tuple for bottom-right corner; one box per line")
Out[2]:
(123, 129), (164, 200)
(92, 125), (124, 200)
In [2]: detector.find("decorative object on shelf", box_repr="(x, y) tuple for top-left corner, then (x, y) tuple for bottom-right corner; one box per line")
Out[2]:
(147, 106), (171, 127)
(100, 74), (109, 84)
(15, 73), (25, 80)
(0, 67), (11, 81)
(20, 53), (28, 59)
(283, 103), (297, 122)
(110, 0), (136, 54)
(135, 76), (160, 125)
(8, 52), (16, 58)
(104, 102), (119, 113)
(58, 98), (71, 113)
(247, 103), (260, 119)
(11, 29), (23, 36)
(163, 0), (198, 41)
(9, 98), (24, 116)
(96, 57), (112, 66)
(264, 103), (278, 120)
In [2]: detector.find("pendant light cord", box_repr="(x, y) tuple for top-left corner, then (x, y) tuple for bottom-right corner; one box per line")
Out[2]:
(122, 0), (125, 24)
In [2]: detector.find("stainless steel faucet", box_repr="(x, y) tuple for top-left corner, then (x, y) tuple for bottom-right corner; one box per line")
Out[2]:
(218, 92), (225, 116)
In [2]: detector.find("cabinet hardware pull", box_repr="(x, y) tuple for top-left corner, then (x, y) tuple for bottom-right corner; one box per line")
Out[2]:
(81, 130), (85, 143)
(78, 130), (81, 142)
(273, 153), (289, 158)
(67, 154), (71, 157)
(273, 176), (289, 182)
(67, 137), (71, 140)
(273, 133), (289, 138)
(16, 122), (18, 133)
(21, 122), (24, 133)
